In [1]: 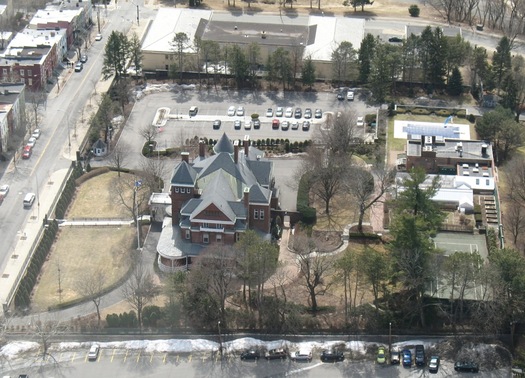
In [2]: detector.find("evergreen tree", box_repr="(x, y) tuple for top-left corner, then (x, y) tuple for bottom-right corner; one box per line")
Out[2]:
(301, 56), (316, 89)
(358, 33), (376, 83)
(492, 36), (512, 91)
(447, 66), (463, 96)
(102, 31), (130, 80)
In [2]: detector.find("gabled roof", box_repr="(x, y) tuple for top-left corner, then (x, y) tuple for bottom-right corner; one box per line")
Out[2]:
(171, 160), (197, 187)
(246, 159), (272, 187)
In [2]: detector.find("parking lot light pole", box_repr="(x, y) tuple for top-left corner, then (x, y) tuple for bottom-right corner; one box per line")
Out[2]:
(218, 320), (223, 359)
(389, 322), (392, 355)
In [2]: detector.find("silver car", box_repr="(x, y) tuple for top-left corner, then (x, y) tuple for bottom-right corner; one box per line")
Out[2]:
(275, 107), (284, 117)
(285, 107), (293, 118)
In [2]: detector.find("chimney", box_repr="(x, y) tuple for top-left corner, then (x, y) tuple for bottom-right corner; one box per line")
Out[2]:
(181, 152), (189, 163)
(243, 135), (250, 158)
(243, 187), (250, 209)
(199, 139), (205, 158)
(234, 140), (239, 164)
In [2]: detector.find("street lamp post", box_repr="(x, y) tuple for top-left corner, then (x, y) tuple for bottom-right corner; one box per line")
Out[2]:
(388, 322), (392, 355)
(217, 320), (223, 359)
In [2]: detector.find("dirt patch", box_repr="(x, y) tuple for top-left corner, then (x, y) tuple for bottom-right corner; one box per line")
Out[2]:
(31, 226), (135, 311)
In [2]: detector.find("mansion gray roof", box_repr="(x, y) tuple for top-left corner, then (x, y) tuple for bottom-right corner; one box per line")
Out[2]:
(171, 160), (197, 187)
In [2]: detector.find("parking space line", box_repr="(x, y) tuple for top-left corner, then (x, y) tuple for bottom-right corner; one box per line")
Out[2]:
(85, 353), (88, 363)
(150, 352), (154, 363)
(71, 352), (76, 362)
(136, 350), (141, 363)
(176, 355), (180, 363)
(124, 350), (129, 362)
(188, 355), (192, 362)
(111, 348), (116, 363)
(163, 353), (167, 364)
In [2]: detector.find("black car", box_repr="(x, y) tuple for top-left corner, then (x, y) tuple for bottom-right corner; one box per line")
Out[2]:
(253, 119), (261, 129)
(304, 108), (312, 119)
(388, 36), (403, 43)
(302, 121), (310, 131)
(80, 55), (88, 63)
(265, 348), (287, 360)
(429, 356), (440, 373)
(240, 350), (260, 360)
(415, 345), (425, 367)
(294, 108), (302, 119)
(213, 120), (221, 129)
(337, 92), (345, 100)
(454, 361), (479, 373)
(320, 350), (344, 363)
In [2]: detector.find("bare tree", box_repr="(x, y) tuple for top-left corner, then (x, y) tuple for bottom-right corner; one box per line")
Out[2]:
(28, 315), (70, 365)
(26, 89), (46, 132)
(294, 235), (333, 314)
(121, 257), (160, 329)
(110, 142), (131, 177)
(74, 271), (107, 328)
(140, 124), (159, 147)
(140, 156), (168, 192)
(346, 164), (395, 232)
(505, 200), (525, 248)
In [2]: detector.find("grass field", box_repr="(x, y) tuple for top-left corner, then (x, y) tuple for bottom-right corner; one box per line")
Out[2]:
(32, 226), (134, 310)
(67, 171), (135, 219)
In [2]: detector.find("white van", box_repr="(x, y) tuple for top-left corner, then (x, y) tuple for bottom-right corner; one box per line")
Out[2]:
(23, 193), (35, 208)
(189, 106), (198, 117)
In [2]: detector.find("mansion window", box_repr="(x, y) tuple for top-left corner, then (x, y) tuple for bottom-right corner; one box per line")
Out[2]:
(185, 230), (190, 239)
(216, 234), (222, 242)
(175, 187), (179, 193)
(235, 233), (241, 242)
(2, 69), (7, 76)
(203, 233), (209, 243)
(20, 69), (24, 77)
(260, 210), (265, 220)
(28, 70), (32, 76)
(254, 209), (259, 219)
(202, 222), (209, 228)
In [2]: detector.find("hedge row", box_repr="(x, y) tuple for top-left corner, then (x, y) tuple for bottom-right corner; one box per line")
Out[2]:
(55, 163), (84, 219)
(395, 107), (467, 118)
(75, 166), (110, 185)
(14, 220), (59, 309)
(296, 174), (316, 224)
(106, 311), (138, 328)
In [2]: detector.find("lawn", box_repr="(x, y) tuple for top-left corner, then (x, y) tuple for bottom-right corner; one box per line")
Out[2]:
(32, 226), (134, 310)
(67, 171), (135, 219)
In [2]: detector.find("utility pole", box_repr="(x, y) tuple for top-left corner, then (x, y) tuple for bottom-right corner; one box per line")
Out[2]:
(97, 6), (101, 33)
(136, 5), (140, 26)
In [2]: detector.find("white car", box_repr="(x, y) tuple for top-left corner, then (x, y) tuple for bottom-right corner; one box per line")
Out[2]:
(32, 129), (41, 139)
(285, 107), (293, 118)
(27, 137), (37, 147)
(95, 34), (103, 41)
(266, 108), (273, 117)
(275, 107), (284, 117)
(347, 91), (354, 100)
(227, 106), (236, 116)
(245, 121), (252, 130)
(0, 184), (9, 197)
(88, 344), (100, 361)
(357, 116), (364, 127)
(236, 106), (245, 116)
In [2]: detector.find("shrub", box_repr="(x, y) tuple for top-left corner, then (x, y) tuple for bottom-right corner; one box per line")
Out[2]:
(409, 4), (420, 17)
(456, 109), (467, 118)
(297, 174), (316, 225)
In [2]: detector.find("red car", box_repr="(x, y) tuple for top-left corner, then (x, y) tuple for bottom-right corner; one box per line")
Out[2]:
(22, 145), (32, 159)
(272, 119), (280, 130)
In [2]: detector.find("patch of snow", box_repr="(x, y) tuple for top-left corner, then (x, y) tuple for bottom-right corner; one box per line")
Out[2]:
(0, 341), (40, 359)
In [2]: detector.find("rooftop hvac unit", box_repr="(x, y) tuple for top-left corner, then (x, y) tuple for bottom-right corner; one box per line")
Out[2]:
(422, 146), (433, 152)
(424, 136), (432, 145)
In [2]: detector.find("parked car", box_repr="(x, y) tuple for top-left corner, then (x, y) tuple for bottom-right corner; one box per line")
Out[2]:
(266, 108), (273, 117)
(31, 129), (41, 139)
(272, 119), (280, 129)
(388, 36), (403, 43)
(189, 106), (198, 116)
(415, 345), (425, 367)
(275, 107), (284, 117)
(23, 193), (35, 208)
(88, 344), (100, 361)
(357, 116), (364, 127)
(281, 121), (289, 130)
(304, 108), (312, 119)
(95, 33), (103, 41)
(285, 107), (293, 118)
(291, 350), (312, 362)
(454, 361), (479, 373)
(18, 375), (29, 378)
(213, 120), (221, 129)
(228, 105), (236, 116)
(302, 120), (310, 131)
(402, 349), (412, 367)
(314, 109), (323, 118)
(253, 119), (261, 129)
(234, 120), (242, 130)
(240, 350), (260, 360)
(429, 355), (440, 373)
(27, 137), (37, 147)
(245, 121), (252, 130)
(337, 92), (345, 101)
(22, 145), (32, 159)
(0, 184), (9, 197)
(75, 62), (83, 72)
(291, 121), (299, 130)
(294, 108), (302, 119)
(391, 351), (400, 365)
(80, 55), (88, 63)
(377, 347), (386, 364)
(347, 90), (354, 101)
(321, 349), (344, 363)
(236, 106), (245, 116)
(265, 348), (287, 360)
